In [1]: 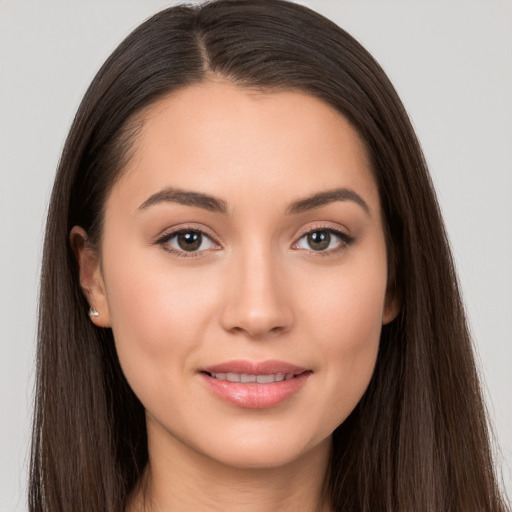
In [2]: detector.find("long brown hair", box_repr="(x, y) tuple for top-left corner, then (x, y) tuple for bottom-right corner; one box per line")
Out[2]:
(30, 1), (507, 510)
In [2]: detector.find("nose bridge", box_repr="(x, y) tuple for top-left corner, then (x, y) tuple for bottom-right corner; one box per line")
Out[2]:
(220, 235), (293, 338)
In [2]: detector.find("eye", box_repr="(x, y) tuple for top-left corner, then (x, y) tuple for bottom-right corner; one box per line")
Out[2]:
(157, 228), (219, 256)
(294, 228), (353, 253)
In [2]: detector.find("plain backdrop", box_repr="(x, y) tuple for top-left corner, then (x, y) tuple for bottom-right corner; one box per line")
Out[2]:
(0, 1), (510, 510)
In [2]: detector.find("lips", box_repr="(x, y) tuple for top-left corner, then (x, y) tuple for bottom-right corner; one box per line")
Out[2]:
(199, 360), (311, 409)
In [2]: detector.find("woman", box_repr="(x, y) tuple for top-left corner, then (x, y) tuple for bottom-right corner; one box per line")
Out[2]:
(29, 1), (508, 510)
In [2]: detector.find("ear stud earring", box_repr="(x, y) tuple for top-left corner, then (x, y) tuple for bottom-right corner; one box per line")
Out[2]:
(88, 307), (99, 318)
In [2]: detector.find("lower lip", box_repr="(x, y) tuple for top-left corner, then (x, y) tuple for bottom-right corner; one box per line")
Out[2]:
(200, 372), (311, 409)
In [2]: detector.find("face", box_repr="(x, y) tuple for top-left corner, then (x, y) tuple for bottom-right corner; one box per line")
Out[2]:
(76, 81), (397, 470)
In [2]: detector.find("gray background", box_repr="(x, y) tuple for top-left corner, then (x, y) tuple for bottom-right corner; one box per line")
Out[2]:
(1, 1), (510, 510)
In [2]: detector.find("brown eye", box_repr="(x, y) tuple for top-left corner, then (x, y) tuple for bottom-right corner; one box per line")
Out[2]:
(307, 231), (331, 251)
(177, 231), (202, 251)
(295, 228), (353, 253)
(159, 229), (218, 255)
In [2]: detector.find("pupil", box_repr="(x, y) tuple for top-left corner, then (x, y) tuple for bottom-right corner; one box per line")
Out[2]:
(308, 231), (330, 251)
(177, 231), (201, 251)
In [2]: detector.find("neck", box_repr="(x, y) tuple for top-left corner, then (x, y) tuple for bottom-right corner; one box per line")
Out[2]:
(127, 426), (333, 512)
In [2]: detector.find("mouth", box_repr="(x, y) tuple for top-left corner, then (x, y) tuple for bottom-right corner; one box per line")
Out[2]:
(203, 371), (307, 384)
(199, 360), (312, 409)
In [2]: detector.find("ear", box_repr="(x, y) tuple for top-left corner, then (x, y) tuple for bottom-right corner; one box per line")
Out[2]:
(70, 226), (111, 328)
(382, 283), (401, 325)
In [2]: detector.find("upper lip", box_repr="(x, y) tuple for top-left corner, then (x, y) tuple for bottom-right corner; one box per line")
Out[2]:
(201, 360), (310, 376)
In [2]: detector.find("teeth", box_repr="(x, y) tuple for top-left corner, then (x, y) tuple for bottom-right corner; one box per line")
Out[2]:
(210, 372), (296, 383)
(256, 374), (274, 384)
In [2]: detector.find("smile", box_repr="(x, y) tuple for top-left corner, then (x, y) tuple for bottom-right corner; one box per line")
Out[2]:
(207, 372), (298, 383)
(200, 360), (311, 409)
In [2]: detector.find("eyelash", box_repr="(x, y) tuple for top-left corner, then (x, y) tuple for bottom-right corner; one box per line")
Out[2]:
(293, 224), (355, 257)
(156, 224), (354, 258)
(155, 224), (219, 258)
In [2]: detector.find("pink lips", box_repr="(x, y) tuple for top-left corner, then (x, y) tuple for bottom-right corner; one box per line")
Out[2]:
(200, 360), (311, 409)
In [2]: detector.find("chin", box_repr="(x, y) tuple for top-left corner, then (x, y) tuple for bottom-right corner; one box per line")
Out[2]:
(194, 429), (333, 471)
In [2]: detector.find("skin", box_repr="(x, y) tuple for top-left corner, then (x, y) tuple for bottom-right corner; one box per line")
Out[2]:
(72, 81), (398, 512)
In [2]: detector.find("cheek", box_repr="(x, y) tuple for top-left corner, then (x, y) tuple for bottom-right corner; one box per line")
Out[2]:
(301, 245), (387, 346)
(297, 251), (387, 424)
(101, 249), (219, 394)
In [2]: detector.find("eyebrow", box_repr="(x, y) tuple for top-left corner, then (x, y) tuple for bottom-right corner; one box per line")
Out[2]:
(137, 186), (370, 216)
(286, 188), (370, 216)
(138, 187), (229, 213)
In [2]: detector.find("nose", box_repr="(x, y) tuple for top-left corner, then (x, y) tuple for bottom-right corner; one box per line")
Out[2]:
(219, 242), (294, 340)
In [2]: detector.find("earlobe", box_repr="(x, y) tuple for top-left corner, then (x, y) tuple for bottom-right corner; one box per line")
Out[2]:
(382, 286), (401, 325)
(70, 226), (111, 328)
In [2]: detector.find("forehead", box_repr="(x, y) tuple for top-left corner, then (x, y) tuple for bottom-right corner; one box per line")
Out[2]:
(108, 80), (379, 216)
